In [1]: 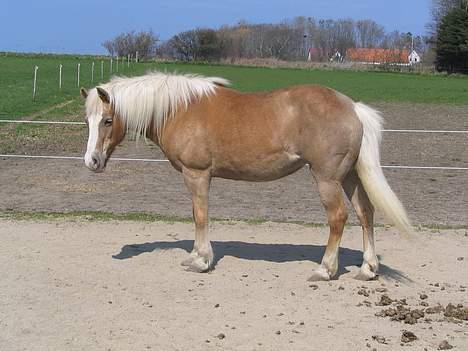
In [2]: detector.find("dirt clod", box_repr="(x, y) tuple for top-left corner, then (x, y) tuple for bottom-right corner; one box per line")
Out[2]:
(419, 293), (428, 300)
(426, 304), (444, 314)
(375, 287), (388, 293)
(372, 335), (387, 344)
(401, 330), (417, 343)
(376, 304), (425, 324)
(358, 288), (369, 297)
(217, 333), (225, 340)
(444, 303), (468, 321)
(376, 294), (393, 306)
(438, 340), (453, 350)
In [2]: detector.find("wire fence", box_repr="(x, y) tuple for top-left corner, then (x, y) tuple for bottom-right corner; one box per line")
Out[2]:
(22, 54), (141, 103)
(1, 119), (468, 134)
(1, 153), (467, 170)
(0, 119), (467, 171)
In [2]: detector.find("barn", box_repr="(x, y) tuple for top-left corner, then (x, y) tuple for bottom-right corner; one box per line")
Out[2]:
(346, 48), (409, 64)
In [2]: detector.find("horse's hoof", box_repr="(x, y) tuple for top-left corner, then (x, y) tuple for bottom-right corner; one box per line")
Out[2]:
(181, 255), (196, 266)
(307, 268), (331, 282)
(186, 257), (211, 273)
(354, 267), (378, 281)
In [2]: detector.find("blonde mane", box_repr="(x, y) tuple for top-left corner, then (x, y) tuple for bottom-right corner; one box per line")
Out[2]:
(86, 71), (230, 138)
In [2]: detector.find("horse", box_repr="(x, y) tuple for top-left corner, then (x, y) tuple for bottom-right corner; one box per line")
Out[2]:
(80, 71), (411, 281)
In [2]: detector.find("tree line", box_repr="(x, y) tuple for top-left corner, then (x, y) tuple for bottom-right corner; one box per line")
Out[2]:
(102, 2), (468, 73)
(102, 17), (427, 63)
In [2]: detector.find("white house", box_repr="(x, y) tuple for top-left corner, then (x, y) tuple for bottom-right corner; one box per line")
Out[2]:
(408, 50), (421, 65)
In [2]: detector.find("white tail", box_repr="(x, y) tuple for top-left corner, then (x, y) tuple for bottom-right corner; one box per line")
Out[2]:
(354, 102), (412, 235)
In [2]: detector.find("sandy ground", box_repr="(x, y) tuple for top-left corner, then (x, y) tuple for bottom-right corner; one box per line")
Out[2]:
(0, 219), (467, 351)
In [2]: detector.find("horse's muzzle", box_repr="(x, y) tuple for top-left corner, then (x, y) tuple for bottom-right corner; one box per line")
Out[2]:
(84, 152), (106, 173)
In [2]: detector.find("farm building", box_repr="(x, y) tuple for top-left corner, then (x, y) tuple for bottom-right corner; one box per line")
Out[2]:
(308, 48), (343, 62)
(307, 48), (328, 62)
(408, 49), (421, 64)
(345, 48), (421, 65)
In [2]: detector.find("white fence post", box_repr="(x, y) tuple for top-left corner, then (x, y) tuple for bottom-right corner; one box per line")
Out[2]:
(32, 65), (39, 101)
(77, 63), (81, 87)
(127, 54), (130, 67)
(91, 62), (95, 83)
(135, 51), (138, 63)
(116, 56), (119, 72)
(59, 64), (63, 90)
(101, 61), (104, 80)
(110, 58), (113, 74)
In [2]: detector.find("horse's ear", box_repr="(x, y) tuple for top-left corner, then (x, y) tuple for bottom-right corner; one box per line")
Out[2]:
(80, 87), (88, 99)
(96, 87), (110, 104)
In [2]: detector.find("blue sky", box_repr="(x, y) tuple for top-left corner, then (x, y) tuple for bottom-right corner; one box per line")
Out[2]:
(1, 0), (431, 54)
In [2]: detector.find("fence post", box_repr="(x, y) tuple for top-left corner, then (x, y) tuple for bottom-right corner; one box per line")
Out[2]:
(59, 64), (63, 90)
(110, 58), (113, 74)
(135, 51), (138, 63)
(101, 61), (104, 80)
(116, 56), (119, 72)
(32, 65), (39, 101)
(91, 61), (95, 83)
(77, 63), (81, 87)
(127, 54), (130, 67)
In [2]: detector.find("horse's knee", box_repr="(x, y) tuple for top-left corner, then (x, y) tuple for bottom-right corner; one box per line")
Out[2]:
(329, 206), (348, 230)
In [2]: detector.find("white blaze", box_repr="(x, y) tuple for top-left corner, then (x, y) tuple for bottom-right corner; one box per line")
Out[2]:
(84, 114), (103, 168)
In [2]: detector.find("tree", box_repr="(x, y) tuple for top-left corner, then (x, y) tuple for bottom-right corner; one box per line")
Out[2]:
(435, 7), (468, 72)
(356, 20), (385, 48)
(168, 28), (222, 61)
(169, 30), (199, 60)
(332, 19), (357, 56)
(196, 29), (222, 61)
(102, 30), (158, 59)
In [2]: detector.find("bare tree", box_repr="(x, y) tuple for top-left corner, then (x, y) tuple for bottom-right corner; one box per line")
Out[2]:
(102, 30), (158, 58)
(356, 20), (385, 48)
(169, 30), (199, 60)
(102, 40), (115, 56)
(332, 19), (357, 56)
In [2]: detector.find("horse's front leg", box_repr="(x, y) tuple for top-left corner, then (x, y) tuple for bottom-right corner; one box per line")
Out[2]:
(180, 167), (213, 272)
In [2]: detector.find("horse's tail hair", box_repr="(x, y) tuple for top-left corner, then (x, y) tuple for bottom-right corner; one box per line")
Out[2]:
(353, 102), (412, 236)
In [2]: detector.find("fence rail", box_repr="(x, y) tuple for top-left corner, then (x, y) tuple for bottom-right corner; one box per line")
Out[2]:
(1, 119), (466, 171)
(0, 154), (467, 171)
(1, 119), (468, 134)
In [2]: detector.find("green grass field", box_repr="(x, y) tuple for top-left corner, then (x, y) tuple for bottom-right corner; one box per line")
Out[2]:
(0, 53), (467, 122)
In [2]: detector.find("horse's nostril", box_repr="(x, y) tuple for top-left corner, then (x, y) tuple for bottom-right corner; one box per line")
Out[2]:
(91, 156), (99, 168)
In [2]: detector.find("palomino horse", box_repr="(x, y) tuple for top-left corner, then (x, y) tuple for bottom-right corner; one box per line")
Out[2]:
(80, 72), (411, 281)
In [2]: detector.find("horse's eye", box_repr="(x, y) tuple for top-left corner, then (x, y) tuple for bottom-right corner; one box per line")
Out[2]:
(104, 118), (113, 126)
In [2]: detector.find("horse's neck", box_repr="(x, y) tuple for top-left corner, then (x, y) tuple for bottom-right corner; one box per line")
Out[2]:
(143, 117), (163, 147)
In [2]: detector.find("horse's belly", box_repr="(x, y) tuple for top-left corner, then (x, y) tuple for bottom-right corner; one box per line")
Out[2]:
(212, 152), (306, 181)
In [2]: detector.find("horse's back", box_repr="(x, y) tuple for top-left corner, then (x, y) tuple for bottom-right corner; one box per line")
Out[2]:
(162, 85), (363, 181)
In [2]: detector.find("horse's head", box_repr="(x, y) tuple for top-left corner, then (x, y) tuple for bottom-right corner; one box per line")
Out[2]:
(80, 87), (126, 172)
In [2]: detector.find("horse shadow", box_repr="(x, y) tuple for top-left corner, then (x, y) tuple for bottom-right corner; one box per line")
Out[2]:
(112, 239), (410, 282)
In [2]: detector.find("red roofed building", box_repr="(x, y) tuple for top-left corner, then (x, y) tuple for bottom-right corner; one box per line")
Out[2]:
(346, 48), (410, 64)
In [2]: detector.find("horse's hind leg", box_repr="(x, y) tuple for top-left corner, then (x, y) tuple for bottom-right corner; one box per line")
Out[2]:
(343, 171), (379, 280)
(180, 167), (213, 272)
(308, 179), (348, 281)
